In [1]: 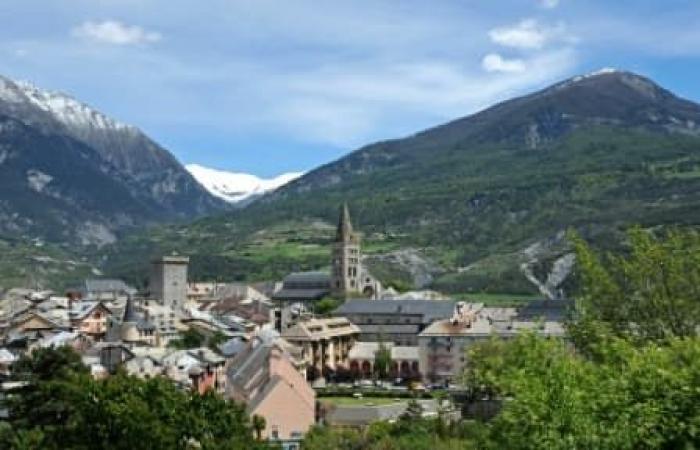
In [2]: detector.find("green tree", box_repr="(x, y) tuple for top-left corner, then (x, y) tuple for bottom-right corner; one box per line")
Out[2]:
(1, 347), (265, 450)
(399, 399), (424, 421)
(569, 227), (700, 349)
(314, 297), (341, 316)
(302, 418), (481, 449)
(207, 330), (228, 351)
(251, 414), (266, 441)
(373, 341), (392, 380)
(169, 328), (206, 349)
(463, 333), (700, 450)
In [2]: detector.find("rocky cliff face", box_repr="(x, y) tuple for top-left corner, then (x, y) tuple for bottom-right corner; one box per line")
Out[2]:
(0, 76), (225, 245)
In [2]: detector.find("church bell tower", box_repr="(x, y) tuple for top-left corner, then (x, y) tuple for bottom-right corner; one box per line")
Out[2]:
(331, 204), (361, 297)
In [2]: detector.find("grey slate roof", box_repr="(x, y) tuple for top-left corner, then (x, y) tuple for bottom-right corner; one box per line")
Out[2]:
(334, 299), (456, 323)
(283, 271), (331, 285)
(122, 297), (138, 323)
(84, 279), (136, 295)
(273, 271), (331, 301)
(122, 297), (155, 331)
(228, 339), (273, 393)
(272, 288), (329, 301)
(516, 299), (574, 322)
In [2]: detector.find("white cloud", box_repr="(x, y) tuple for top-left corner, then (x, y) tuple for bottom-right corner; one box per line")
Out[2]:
(481, 53), (526, 73)
(5, 1), (580, 151)
(72, 20), (161, 45)
(489, 19), (569, 49)
(539, 0), (560, 9)
(265, 49), (576, 146)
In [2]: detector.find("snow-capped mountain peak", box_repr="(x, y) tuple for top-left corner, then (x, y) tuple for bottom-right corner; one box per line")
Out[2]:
(0, 75), (131, 132)
(186, 164), (303, 204)
(569, 67), (619, 84)
(13, 79), (131, 131)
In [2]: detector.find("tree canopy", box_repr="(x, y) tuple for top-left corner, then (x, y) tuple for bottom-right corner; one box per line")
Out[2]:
(569, 227), (700, 349)
(304, 228), (700, 449)
(0, 347), (265, 450)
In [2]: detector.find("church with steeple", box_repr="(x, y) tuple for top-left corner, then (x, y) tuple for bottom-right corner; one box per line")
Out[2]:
(272, 203), (382, 330)
(331, 204), (382, 299)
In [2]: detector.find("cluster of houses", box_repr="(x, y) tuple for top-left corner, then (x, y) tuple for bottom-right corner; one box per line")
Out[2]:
(0, 205), (570, 449)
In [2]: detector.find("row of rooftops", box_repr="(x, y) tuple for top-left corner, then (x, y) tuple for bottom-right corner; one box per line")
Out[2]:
(417, 300), (570, 338)
(282, 317), (360, 341)
(334, 299), (458, 323)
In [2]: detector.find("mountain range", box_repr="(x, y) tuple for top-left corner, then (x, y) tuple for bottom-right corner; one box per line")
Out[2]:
(4, 69), (700, 295)
(100, 69), (700, 296)
(0, 75), (224, 246)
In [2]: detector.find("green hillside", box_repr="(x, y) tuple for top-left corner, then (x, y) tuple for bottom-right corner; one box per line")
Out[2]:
(93, 71), (700, 295)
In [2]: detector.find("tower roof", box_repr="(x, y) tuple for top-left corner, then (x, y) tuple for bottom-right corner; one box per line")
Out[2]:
(336, 203), (358, 243)
(122, 296), (139, 323)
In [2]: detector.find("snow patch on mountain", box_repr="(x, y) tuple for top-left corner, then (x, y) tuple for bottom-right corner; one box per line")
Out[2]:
(552, 67), (621, 92)
(570, 67), (619, 83)
(14, 79), (131, 131)
(0, 75), (132, 133)
(186, 164), (303, 204)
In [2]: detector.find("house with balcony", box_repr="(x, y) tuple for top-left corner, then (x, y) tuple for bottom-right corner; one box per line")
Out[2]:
(347, 341), (420, 380)
(281, 317), (359, 380)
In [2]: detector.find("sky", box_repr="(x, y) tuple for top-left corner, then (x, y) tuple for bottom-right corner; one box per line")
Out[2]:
(1, 1), (700, 177)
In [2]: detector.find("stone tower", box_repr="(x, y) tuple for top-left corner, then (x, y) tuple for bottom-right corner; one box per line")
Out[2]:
(149, 255), (189, 309)
(331, 204), (361, 297)
(120, 295), (141, 343)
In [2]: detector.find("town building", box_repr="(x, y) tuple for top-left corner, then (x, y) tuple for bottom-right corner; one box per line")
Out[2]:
(203, 295), (273, 333)
(106, 297), (157, 347)
(81, 279), (137, 302)
(69, 301), (113, 340)
(418, 301), (568, 385)
(281, 317), (359, 379)
(186, 282), (221, 303)
(347, 341), (420, 380)
(0, 348), (17, 378)
(226, 332), (315, 450)
(161, 347), (227, 394)
(333, 299), (457, 345)
(141, 301), (185, 345)
(272, 271), (331, 331)
(149, 255), (189, 309)
(123, 353), (162, 379)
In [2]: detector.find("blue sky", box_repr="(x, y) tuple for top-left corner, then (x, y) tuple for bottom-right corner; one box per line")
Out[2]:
(1, 0), (700, 177)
